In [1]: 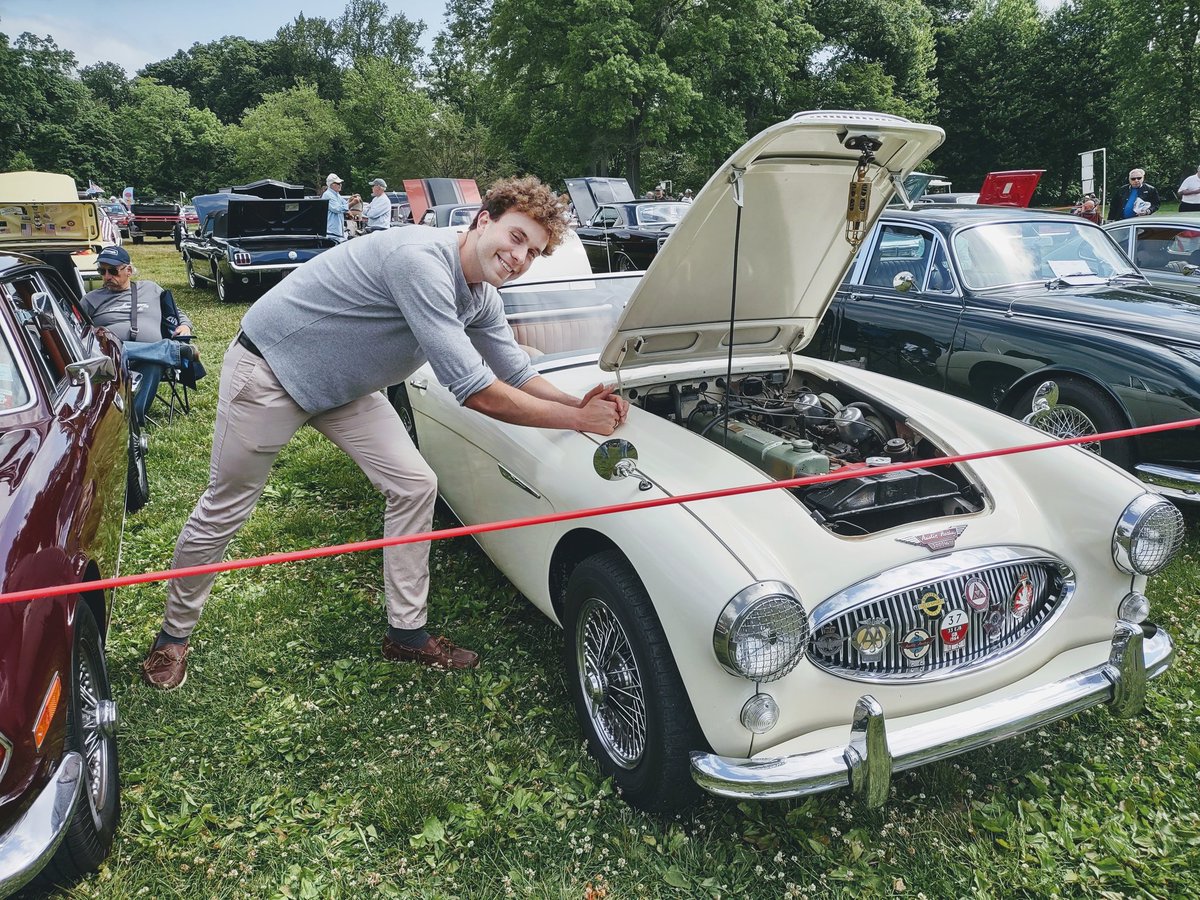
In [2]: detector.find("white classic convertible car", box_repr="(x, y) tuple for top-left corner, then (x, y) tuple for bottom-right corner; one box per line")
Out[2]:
(394, 111), (1185, 812)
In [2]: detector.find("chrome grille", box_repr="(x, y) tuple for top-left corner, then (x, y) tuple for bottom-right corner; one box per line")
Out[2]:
(808, 547), (1074, 683)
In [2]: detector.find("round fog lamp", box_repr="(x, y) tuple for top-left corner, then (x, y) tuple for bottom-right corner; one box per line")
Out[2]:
(1113, 496), (1185, 575)
(740, 693), (780, 734)
(1118, 591), (1150, 624)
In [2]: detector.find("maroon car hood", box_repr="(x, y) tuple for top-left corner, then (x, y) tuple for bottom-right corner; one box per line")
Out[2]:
(977, 170), (1044, 207)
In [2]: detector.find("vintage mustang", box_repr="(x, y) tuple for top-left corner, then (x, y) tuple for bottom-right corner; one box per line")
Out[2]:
(394, 111), (1184, 812)
(181, 194), (337, 303)
(0, 250), (135, 892)
(1103, 212), (1200, 293)
(808, 205), (1200, 502)
(575, 199), (690, 272)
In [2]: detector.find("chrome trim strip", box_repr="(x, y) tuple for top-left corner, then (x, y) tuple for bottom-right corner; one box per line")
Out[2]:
(0, 751), (83, 895)
(690, 623), (1173, 803)
(1134, 463), (1200, 500)
(497, 465), (542, 499)
(228, 262), (305, 274)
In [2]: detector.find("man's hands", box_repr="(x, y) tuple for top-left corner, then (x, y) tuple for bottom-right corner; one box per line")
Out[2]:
(577, 383), (629, 435)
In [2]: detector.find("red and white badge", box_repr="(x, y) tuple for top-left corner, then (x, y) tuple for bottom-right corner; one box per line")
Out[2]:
(964, 578), (990, 613)
(1011, 574), (1034, 618)
(940, 608), (969, 649)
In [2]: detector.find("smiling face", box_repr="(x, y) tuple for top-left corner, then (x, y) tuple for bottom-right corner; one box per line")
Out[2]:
(461, 209), (549, 287)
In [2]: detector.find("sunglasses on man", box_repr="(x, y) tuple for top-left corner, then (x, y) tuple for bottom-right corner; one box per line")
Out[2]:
(98, 265), (126, 275)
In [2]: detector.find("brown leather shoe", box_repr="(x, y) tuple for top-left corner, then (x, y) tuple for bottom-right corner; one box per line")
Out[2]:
(141, 641), (189, 690)
(381, 634), (479, 670)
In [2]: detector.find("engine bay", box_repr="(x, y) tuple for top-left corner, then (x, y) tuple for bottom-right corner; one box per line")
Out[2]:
(627, 369), (987, 535)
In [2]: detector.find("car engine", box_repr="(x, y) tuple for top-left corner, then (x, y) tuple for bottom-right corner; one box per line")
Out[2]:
(629, 369), (986, 535)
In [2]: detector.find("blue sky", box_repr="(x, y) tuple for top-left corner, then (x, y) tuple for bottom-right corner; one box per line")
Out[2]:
(0, 0), (448, 74)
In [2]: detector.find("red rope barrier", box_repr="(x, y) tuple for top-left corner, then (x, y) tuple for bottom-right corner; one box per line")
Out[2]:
(1, 416), (1197, 606)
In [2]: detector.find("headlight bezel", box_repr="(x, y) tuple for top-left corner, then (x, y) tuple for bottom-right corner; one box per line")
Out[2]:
(713, 581), (810, 682)
(1112, 494), (1185, 575)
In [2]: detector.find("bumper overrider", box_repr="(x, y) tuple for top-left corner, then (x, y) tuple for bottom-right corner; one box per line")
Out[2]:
(0, 752), (83, 895)
(691, 621), (1172, 806)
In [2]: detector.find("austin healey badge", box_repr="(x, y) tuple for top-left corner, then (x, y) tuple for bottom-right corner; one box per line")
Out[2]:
(899, 627), (934, 662)
(897, 524), (967, 552)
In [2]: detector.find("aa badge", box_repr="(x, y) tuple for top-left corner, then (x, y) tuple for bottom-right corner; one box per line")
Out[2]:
(851, 619), (892, 660)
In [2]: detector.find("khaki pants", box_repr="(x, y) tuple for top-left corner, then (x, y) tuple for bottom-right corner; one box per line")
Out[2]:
(163, 339), (436, 638)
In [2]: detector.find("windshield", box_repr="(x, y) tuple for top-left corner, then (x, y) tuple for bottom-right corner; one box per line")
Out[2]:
(635, 204), (687, 228)
(953, 220), (1135, 289)
(501, 275), (640, 363)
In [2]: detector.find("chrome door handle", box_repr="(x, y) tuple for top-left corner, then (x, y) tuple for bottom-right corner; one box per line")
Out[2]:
(409, 377), (428, 393)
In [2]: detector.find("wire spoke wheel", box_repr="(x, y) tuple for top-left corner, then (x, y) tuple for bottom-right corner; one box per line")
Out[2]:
(576, 596), (647, 769)
(76, 648), (114, 819)
(1026, 405), (1100, 455)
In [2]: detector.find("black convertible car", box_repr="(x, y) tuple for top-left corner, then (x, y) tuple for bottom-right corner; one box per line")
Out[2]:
(575, 200), (689, 272)
(806, 206), (1200, 501)
(180, 194), (337, 302)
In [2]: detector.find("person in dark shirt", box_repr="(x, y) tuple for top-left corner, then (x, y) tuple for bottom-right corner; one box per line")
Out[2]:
(1108, 168), (1161, 222)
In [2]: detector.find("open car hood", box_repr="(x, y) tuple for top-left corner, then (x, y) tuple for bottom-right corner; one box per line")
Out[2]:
(599, 111), (945, 372)
(565, 177), (636, 224)
(977, 169), (1043, 207)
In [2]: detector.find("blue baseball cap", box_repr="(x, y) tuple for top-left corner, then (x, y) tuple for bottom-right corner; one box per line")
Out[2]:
(96, 245), (131, 267)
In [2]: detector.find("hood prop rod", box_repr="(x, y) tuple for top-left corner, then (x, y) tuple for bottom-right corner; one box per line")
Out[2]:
(720, 166), (747, 448)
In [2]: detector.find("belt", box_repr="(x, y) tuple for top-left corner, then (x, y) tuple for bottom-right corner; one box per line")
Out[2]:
(236, 331), (262, 357)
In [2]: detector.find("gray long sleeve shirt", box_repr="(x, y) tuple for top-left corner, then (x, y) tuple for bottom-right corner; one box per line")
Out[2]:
(241, 227), (537, 414)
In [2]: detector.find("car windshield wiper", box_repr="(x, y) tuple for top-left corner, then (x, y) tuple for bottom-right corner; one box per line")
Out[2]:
(1106, 271), (1147, 285)
(1045, 273), (1106, 288)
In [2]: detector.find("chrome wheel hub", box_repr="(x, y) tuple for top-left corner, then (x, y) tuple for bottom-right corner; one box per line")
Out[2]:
(575, 597), (647, 769)
(77, 650), (114, 816)
(1025, 405), (1100, 455)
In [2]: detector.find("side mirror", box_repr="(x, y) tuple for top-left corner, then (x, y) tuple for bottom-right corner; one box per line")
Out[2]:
(30, 291), (57, 328)
(892, 271), (916, 292)
(593, 439), (652, 491)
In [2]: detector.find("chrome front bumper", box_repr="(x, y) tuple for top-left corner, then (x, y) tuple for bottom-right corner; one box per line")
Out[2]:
(0, 752), (83, 895)
(691, 622), (1172, 806)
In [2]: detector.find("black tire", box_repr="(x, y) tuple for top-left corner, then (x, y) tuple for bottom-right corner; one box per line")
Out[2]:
(616, 254), (638, 272)
(564, 551), (704, 813)
(184, 255), (201, 289)
(1017, 377), (1134, 470)
(126, 415), (149, 513)
(387, 383), (418, 448)
(215, 266), (238, 303)
(131, 234), (144, 245)
(42, 602), (120, 885)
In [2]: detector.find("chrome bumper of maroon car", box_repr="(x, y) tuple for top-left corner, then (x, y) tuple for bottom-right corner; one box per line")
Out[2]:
(690, 622), (1171, 806)
(0, 752), (83, 895)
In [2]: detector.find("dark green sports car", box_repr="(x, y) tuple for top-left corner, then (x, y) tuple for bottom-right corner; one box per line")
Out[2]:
(807, 206), (1200, 502)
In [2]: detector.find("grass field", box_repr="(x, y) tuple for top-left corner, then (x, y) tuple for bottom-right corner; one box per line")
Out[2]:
(59, 241), (1200, 899)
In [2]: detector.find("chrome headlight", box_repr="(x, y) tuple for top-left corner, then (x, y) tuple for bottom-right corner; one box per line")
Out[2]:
(1113, 495), (1185, 575)
(713, 582), (810, 682)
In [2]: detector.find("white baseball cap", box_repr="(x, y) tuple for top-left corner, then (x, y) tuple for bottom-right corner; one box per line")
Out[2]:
(326, 173), (343, 186)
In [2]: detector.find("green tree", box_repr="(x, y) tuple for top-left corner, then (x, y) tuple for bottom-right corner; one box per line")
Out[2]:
(1108, 0), (1200, 191)
(140, 37), (274, 123)
(334, 0), (425, 69)
(227, 82), (349, 189)
(339, 56), (437, 184)
(79, 61), (133, 109)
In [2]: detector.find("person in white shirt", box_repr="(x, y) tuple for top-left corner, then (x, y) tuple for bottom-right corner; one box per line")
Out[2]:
(1178, 164), (1200, 212)
(322, 173), (352, 241)
(364, 178), (393, 231)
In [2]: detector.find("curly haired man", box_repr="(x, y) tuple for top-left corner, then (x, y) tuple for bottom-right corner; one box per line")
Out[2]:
(142, 176), (629, 689)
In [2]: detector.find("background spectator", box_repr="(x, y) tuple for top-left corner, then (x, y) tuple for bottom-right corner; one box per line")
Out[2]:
(1178, 164), (1200, 212)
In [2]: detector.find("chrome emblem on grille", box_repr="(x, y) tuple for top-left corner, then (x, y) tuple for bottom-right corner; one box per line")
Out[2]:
(897, 524), (967, 552)
(914, 590), (946, 618)
(964, 578), (990, 613)
(899, 627), (933, 661)
(940, 609), (969, 649)
(1011, 573), (1034, 618)
(851, 619), (891, 659)
(814, 625), (844, 658)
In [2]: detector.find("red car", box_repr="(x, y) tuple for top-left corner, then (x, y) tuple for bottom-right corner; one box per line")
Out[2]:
(0, 249), (143, 893)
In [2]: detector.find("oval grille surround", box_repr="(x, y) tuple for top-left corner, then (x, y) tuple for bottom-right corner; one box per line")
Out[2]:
(807, 548), (1075, 683)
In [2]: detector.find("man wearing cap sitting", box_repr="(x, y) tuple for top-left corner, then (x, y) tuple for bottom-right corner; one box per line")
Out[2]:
(322, 173), (352, 242)
(364, 178), (392, 232)
(82, 246), (199, 424)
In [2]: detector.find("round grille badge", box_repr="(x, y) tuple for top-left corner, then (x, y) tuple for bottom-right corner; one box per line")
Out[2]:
(899, 627), (933, 662)
(851, 619), (892, 660)
(940, 609), (969, 649)
(1011, 574), (1035, 618)
(814, 625), (844, 658)
(964, 578), (990, 613)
